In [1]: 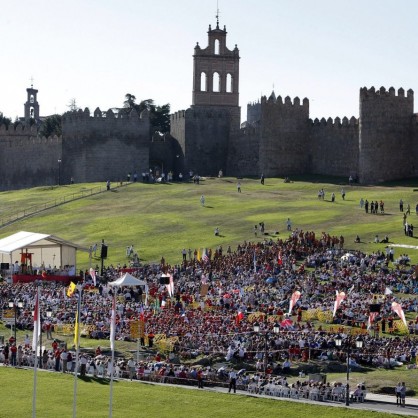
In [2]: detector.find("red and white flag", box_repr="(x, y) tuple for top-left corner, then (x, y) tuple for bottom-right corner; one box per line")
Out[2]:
(139, 305), (145, 322)
(89, 267), (96, 286)
(202, 249), (209, 263)
(333, 291), (346, 317)
(235, 311), (244, 325)
(278, 252), (283, 266)
(110, 296), (116, 351)
(367, 312), (378, 330)
(391, 302), (407, 327)
(288, 291), (301, 315)
(32, 288), (41, 351)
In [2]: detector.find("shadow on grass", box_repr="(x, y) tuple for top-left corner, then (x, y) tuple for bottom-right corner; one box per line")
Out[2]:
(78, 375), (111, 385)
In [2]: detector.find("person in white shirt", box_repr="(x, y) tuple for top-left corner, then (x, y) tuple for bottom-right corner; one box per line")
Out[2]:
(127, 358), (136, 381)
(228, 369), (237, 393)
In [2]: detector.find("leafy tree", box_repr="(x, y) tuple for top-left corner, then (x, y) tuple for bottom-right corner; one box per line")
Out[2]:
(150, 104), (171, 133)
(123, 94), (170, 135)
(39, 114), (62, 137)
(0, 112), (12, 128)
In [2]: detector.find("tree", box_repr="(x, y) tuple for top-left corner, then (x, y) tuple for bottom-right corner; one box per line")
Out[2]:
(39, 114), (62, 138)
(122, 94), (170, 135)
(150, 104), (171, 134)
(67, 98), (79, 112)
(0, 112), (12, 128)
(123, 94), (137, 109)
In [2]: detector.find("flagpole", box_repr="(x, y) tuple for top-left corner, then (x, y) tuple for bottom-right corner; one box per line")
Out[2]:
(109, 292), (116, 418)
(32, 285), (40, 418)
(73, 285), (82, 418)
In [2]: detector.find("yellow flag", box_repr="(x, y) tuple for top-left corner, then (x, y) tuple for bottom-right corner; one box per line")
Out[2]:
(67, 281), (76, 297)
(197, 248), (201, 261)
(74, 305), (79, 347)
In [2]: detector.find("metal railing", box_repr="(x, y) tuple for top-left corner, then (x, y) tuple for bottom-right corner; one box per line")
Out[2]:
(0, 183), (129, 229)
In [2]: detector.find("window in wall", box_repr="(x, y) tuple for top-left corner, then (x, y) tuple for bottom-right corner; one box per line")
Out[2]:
(200, 72), (207, 91)
(226, 74), (233, 93)
(214, 39), (220, 55)
(30, 94), (35, 104)
(213, 72), (220, 92)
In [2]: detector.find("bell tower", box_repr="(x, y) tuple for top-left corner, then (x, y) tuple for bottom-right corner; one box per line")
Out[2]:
(24, 82), (40, 122)
(192, 14), (240, 108)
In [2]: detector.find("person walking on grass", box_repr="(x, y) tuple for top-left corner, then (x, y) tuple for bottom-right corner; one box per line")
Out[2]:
(395, 382), (402, 406)
(200, 195), (205, 207)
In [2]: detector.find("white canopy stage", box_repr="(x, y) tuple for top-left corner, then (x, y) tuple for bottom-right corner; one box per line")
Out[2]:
(108, 273), (147, 287)
(0, 230), (89, 279)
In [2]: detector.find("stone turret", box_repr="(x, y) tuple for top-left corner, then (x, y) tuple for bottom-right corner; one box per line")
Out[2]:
(359, 86), (414, 183)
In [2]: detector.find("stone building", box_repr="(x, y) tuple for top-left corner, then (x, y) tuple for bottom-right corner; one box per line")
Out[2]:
(0, 17), (417, 190)
(171, 19), (418, 184)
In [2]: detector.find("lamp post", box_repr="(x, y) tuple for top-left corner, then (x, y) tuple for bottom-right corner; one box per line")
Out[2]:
(253, 320), (280, 374)
(58, 158), (62, 185)
(32, 306), (52, 368)
(8, 300), (23, 344)
(334, 334), (364, 406)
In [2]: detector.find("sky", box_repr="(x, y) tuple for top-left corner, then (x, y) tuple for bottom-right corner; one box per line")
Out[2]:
(1, 0), (418, 122)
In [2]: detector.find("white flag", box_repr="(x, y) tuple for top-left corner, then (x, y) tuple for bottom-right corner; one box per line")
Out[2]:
(110, 296), (116, 351)
(384, 287), (393, 295)
(32, 289), (41, 352)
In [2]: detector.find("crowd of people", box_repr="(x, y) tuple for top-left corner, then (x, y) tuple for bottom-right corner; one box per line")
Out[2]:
(1, 227), (418, 383)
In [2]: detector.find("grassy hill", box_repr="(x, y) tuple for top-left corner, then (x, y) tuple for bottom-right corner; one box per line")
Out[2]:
(1, 176), (418, 269)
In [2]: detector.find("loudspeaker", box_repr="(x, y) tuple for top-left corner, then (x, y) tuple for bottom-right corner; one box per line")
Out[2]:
(100, 244), (108, 259)
(369, 303), (381, 313)
(160, 275), (170, 285)
(0, 263), (10, 269)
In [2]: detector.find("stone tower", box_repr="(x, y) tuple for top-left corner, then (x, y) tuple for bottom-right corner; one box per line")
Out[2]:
(24, 85), (40, 123)
(169, 17), (241, 175)
(192, 20), (240, 108)
(359, 86), (414, 183)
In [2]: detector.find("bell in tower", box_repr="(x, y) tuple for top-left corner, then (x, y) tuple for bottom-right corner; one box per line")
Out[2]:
(24, 82), (40, 123)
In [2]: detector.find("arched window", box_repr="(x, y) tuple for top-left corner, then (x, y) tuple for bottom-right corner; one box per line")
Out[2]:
(30, 94), (35, 104)
(213, 72), (220, 92)
(226, 74), (233, 93)
(200, 72), (207, 92)
(214, 39), (220, 55)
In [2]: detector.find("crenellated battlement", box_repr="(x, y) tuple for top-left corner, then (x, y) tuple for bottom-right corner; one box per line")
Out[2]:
(0, 122), (38, 135)
(62, 107), (148, 125)
(360, 86), (414, 100)
(170, 110), (187, 121)
(261, 95), (309, 109)
(0, 134), (61, 146)
(311, 116), (358, 127)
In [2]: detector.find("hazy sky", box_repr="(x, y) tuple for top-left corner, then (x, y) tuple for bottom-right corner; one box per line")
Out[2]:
(1, 0), (417, 122)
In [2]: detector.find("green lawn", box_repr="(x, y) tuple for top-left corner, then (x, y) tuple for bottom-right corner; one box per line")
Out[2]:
(0, 176), (418, 268)
(0, 368), (408, 418)
(1, 176), (418, 413)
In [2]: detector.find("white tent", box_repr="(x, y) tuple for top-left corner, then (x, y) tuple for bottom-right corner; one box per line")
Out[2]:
(108, 273), (146, 287)
(0, 230), (89, 274)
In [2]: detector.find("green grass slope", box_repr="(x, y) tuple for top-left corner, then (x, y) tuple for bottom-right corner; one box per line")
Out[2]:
(1, 177), (418, 269)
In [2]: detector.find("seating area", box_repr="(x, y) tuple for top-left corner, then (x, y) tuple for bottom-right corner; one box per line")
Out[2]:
(247, 379), (367, 404)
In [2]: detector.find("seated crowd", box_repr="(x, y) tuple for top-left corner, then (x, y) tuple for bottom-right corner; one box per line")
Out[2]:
(1, 230), (418, 400)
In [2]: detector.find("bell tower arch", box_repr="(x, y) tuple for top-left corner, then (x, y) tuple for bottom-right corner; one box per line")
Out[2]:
(192, 17), (240, 108)
(24, 83), (40, 122)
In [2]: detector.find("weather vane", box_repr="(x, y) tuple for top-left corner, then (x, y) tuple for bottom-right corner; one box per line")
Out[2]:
(216, 0), (220, 28)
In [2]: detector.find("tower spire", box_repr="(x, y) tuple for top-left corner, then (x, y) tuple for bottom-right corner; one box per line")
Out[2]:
(215, 0), (220, 29)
